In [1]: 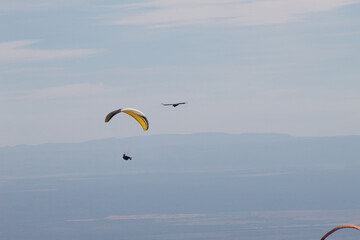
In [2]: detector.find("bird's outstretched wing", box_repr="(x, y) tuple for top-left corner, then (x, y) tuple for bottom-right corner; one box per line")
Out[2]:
(162, 102), (186, 107)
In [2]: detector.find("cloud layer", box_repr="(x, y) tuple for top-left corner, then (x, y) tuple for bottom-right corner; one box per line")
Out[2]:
(112, 0), (358, 27)
(0, 40), (103, 62)
(105, 213), (206, 221)
(25, 83), (113, 99)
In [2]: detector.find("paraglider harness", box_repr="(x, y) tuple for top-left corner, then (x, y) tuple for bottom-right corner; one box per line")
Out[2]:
(123, 154), (132, 160)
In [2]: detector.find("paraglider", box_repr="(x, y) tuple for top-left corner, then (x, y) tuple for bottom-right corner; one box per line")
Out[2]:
(321, 225), (360, 240)
(105, 108), (149, 161)
(105, 108), (149, 131)
(162, 102), (186, 107)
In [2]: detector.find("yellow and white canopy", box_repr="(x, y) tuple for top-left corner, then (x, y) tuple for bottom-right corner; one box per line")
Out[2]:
(105, 108), (149, 131)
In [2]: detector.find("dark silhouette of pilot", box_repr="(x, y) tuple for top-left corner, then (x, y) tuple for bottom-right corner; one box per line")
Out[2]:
(123, 154), (132, 160)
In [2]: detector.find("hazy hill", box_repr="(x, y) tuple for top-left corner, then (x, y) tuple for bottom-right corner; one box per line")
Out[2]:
(1, 133), (360, 177)
(1, 133), (360, 240)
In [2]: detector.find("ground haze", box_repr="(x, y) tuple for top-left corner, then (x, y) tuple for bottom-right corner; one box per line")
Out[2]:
(1, 133), (360, 240)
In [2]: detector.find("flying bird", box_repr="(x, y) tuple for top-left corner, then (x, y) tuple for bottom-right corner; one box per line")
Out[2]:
(162, 102), (186, 107)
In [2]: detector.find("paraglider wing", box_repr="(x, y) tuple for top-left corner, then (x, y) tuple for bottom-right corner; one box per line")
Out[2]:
(321, 225), (360, 240)
(105, 108), (149, 131)
(121, 108), (149, 131)
(105, 109), (122, 122)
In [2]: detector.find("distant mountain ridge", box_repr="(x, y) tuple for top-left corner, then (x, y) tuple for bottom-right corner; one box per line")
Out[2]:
(1, 132), (360, 225)
(2, 132), (295, 150)
(4, 132), (360, 149)
(1, 133), (360, 178)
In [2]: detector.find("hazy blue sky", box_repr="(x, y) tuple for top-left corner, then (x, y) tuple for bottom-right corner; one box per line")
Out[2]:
(1, 0), (360, 146)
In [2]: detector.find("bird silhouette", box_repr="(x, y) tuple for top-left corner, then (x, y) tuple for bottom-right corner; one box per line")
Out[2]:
(162, 102), (186, 107)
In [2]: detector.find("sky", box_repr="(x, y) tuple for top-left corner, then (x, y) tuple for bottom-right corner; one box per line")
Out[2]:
(1, 0), (360, 146)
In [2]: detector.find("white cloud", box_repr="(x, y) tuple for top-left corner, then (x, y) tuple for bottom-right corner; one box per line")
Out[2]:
(65, 219), (97, 222)
(0, 0), (93, 12)
(111, 0), (359, 27)
(25, 83), (116, 99)
(0, 40), (103, 62)
(0, 66), (63, 75)
(0, 0), (51, 12)
(105, 213), (206, 220)
(239, 172), (288, 177)
(20, 188), (57, 192)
